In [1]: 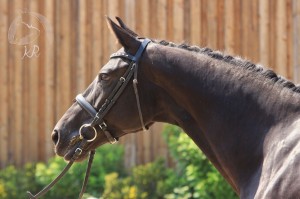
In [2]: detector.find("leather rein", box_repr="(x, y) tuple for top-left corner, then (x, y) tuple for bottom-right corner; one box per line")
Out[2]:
(27, 38), (151, 199)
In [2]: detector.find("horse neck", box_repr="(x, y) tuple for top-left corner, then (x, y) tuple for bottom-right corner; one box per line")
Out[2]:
(143, 44), (300, 193)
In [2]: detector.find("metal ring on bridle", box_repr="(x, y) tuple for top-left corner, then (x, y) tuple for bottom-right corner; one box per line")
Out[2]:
(79, 124), (97, 142)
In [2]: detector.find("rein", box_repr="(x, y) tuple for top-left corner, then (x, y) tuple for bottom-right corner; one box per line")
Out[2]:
(27, 38), (151, 199)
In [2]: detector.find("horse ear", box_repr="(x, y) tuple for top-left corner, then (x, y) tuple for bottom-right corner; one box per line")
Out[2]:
(115, 17), (138, 37)
(105, 16), (140, 54)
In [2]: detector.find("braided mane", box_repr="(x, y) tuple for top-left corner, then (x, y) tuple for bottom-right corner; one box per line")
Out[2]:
(155, 40), (300, 94)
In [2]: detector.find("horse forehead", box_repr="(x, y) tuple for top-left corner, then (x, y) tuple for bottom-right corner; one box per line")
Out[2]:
(101, 55), (127, 72)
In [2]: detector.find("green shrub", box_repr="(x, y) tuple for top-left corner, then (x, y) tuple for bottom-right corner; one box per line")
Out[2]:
(100, 125), (238, 199)
(101, 159), (177, 199)
(0, 163), (38, 199)
(0, 144), (125, 199)
(101, 172), (134, 199)
(35, 144), (125, 198)
(132, 158), (177, 199)
(0, 180), (7, 198)
(1, 125), (238, 199)
(163, 125), (238, 199)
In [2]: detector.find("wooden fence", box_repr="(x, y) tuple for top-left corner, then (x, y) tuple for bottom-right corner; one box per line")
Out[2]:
(0, 0), (299, 169)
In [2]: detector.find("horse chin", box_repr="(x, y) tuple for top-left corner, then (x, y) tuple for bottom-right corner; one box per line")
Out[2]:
(63, 146), (89, 162)
(62, 139), (93, 162)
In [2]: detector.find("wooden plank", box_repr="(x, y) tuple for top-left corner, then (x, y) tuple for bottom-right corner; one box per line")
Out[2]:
(157, 0), (167, 39)
(13, 0), (23, 166)
(276, 0), (288, 76)
(269, 0), (277, 70)
(241, 0), (250, 58)
(21, 0), (30, 163)
(118, 0), (125, 20)
(56, 0), (71, 117)
(7, 0), (16, 166)
(134, 0), (142, 35)
(28, 0), (39, 162)
(233, 0), (242, 54)
(36, 1), (46, 162)
(124, 0), (135, 29)
(166, 0), (174, 41)
(200, 0), (208, 46)
(241, 0), (259, 61)
(259, 0), (270, 66)
(136, 132), (145, 165)
(101, 0), (109, 67)
(217, 0), (225, 50)
(242, 0), (259, 59)
(78, 0), (86, 90)
(85, 0), (93, 84)
(123, 134), (137, 168)
(138, 0), (150, 36)
(224, 0), (235, 54)
(154, 123), (166, 159)
(293, 0), (300, 82)
(43, 0), (55, 159)
(92, 0), (102, 75)
(108, 0), (121, 53)
(207, 0), (218, 49)
(151, 125), (159, 161)
(183, 0), (190, 42)
(251, 0), (259, 63)
(286, 0), (293, 80)
(173, 0), (184, 42)
(69, 1), (76, 94)
(149, 0), (158, 38)
(190, 0), (201, 45)
(37, 21), (46, 162)
(0, 0), (8, 168)
(135, 0), (144, 36)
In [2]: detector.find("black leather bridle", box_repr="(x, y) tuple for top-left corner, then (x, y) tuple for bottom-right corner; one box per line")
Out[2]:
(76, 38), (151, 143)
(27, 38), (151, 199)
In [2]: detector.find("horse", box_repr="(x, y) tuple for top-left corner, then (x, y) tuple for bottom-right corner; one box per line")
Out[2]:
(51, 17), (300, 198)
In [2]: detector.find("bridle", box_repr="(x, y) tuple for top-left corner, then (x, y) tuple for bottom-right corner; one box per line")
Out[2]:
(76, 38), (150, 143)
(27, 38), (151, 199)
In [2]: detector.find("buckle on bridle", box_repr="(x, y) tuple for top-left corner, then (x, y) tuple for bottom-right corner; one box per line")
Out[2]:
(110, 137), (118, 144)
(75, 148), (83, 155)
(99, 122), (107, 130)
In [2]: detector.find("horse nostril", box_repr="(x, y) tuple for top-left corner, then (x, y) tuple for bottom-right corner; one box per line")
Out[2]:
(52, 130), (59, 145)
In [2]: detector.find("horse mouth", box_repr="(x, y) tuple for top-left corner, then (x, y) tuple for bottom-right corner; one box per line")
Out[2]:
(55, 135), (92, 162)
(64, 146), (89, 162)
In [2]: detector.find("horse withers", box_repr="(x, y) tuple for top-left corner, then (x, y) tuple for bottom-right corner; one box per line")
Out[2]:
(52, 17), (300, 198)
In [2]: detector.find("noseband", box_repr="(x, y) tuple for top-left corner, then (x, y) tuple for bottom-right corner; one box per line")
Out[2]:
(27, 38), (151, 199)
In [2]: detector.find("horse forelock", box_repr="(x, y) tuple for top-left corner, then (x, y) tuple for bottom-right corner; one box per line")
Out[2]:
(154, 39), (300, 94)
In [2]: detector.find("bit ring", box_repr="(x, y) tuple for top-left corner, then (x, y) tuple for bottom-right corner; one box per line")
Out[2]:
(79, 124), (97, 142)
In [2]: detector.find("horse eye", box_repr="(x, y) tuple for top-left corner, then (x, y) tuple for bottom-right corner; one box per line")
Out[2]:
(100, 73), (110, 81)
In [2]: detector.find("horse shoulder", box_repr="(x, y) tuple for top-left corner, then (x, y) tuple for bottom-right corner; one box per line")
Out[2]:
(254, 119), (300, 198)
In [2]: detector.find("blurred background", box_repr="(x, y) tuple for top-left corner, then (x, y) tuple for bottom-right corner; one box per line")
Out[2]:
(0, 0), (300, 198)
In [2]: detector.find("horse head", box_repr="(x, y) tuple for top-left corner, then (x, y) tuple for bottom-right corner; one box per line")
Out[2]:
(51, 17), (157, 161)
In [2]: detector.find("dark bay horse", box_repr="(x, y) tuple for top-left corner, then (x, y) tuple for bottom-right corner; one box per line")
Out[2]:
(51, 17), (300, 198)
